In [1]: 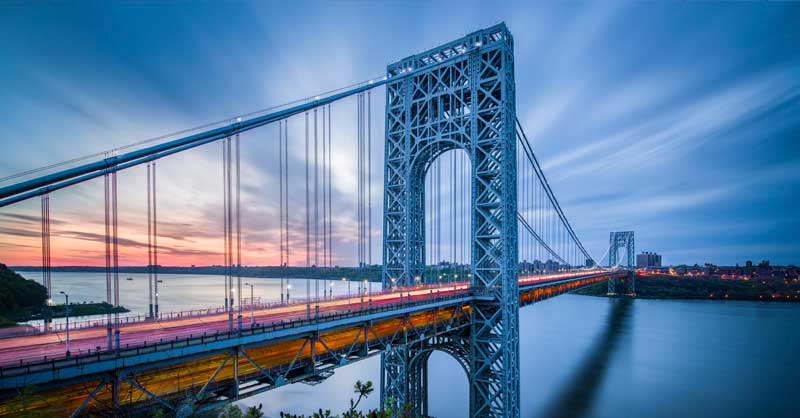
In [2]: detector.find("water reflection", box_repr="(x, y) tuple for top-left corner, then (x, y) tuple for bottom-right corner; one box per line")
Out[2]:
(538, 298), (632, 418)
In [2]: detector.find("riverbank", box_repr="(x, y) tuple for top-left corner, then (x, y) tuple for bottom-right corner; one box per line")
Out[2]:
(0, 264), (130, 327)
(0, 263), (46, 327)
(576, 274), (800, 301)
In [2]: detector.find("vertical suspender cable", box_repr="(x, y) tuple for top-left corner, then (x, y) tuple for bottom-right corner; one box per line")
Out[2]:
(40, 194), (46, 293)
(147, 164), (153, 317)
(305, 112), (311, 309)
(367, 91), (372, 268)
(327, 105), (332, 268)
(279, 121), (285, 303)
(152, 161), (158, 316)
(313, 108), (319, 303)
(436, 156), (441, 281)
(284, 120), (290, 272)
(45, 195), (50, 305)
(236, 133), (242, 324)
(41, 193), (51, 331)
(357, 94), (362, 270)
(227, 138), (234, 323)
(223, 140), (229, 308)
(111, 170), (120, 336)
(322, 108), (327, 272)
(451, 152), (456, 268)
(104, 172), (112, 347)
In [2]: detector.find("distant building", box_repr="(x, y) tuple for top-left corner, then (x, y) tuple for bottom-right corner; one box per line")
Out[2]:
(636, 251), (662, 268)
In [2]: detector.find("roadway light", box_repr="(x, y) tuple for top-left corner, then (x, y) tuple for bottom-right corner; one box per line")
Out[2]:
(475, 41), (482, 47)
(59, 291), (70, 357)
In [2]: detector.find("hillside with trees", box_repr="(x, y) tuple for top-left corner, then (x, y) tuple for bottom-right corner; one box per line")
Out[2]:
(0, 263), (47, 327)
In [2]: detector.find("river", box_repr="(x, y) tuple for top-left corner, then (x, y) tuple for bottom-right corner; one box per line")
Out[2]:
(19, 272), (800, 417)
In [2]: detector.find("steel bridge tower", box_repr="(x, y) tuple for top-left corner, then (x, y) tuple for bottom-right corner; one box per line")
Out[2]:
(381, 24), (519, 417)
(608, 231), (635, 268)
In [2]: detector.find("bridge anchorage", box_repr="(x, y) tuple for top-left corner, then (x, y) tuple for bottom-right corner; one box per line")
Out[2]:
(0, 22), (631, 418)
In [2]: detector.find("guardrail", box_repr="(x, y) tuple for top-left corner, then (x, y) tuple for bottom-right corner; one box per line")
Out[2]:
(34, 283), (460, 333)
(0, 289), (475, 380)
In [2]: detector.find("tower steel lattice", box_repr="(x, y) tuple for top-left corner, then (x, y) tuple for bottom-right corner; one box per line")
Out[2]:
(608, 231), (635, 268)
(381, 23), (519, 418)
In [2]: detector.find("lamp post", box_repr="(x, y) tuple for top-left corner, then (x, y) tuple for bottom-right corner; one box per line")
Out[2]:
(244, 282), (255, 326)
(344, 278), (350, 303)
(329, 281), (334, 299)
(286, 284), (291, 302)
(59, 291), (70, 357)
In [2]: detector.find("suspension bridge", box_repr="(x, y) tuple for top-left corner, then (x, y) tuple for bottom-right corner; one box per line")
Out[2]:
(0, 23), (633, 418)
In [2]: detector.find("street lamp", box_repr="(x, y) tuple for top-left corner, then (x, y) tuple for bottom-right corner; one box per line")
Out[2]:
(286, 284), (291, 302)
(329, 281), (334, 299)
(244, 283), (255, 326)
(59, 291), (70, 357)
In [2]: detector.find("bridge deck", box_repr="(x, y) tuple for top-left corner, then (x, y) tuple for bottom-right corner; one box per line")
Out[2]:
(0, 271), (621, 417)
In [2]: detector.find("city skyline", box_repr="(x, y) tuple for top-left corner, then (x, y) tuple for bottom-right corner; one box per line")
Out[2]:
(1, 2), (799, 267)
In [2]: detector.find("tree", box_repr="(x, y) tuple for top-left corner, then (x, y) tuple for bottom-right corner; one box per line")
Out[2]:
(219, 403), (244, 418)
(350, 380), (374, 412)
(151, 408), (167, 418)
(245, 403), (265, 418)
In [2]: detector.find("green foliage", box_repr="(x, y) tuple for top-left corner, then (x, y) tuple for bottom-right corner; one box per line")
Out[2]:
(576, 274), (800, 302)
(349, 380), (374, 412)
(218, 404), (244, 418)
(279, 380), (409, 418)
(48, 301), (129, 318)
(244, 404), (265, 418)
(151, 408), (168, 418)
(0, 263), (47, 316)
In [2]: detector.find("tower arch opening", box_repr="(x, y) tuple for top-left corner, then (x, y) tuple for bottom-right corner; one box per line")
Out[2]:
(422, 148), (472, 286)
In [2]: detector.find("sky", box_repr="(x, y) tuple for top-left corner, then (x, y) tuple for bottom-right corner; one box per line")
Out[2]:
(0, 1), (798, 267)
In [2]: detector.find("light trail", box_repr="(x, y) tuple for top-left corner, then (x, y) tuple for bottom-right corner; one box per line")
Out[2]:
(0, 271), (603, 367)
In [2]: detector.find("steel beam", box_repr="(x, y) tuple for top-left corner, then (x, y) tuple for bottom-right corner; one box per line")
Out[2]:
(380, 23), (519, 417)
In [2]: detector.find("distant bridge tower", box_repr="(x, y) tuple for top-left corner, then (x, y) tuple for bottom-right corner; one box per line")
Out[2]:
(608, 231), (635, 268)
(608, 231), (635, 296)
(381, 23), (519, 418)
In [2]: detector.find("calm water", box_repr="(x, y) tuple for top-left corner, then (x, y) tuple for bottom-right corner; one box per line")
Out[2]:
(20, 273), (800, 417)
(240, 295), (800, 418)
(18, 272), (373, 326)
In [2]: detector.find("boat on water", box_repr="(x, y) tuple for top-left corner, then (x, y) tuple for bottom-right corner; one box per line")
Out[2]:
(126, 277), (133, 281)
